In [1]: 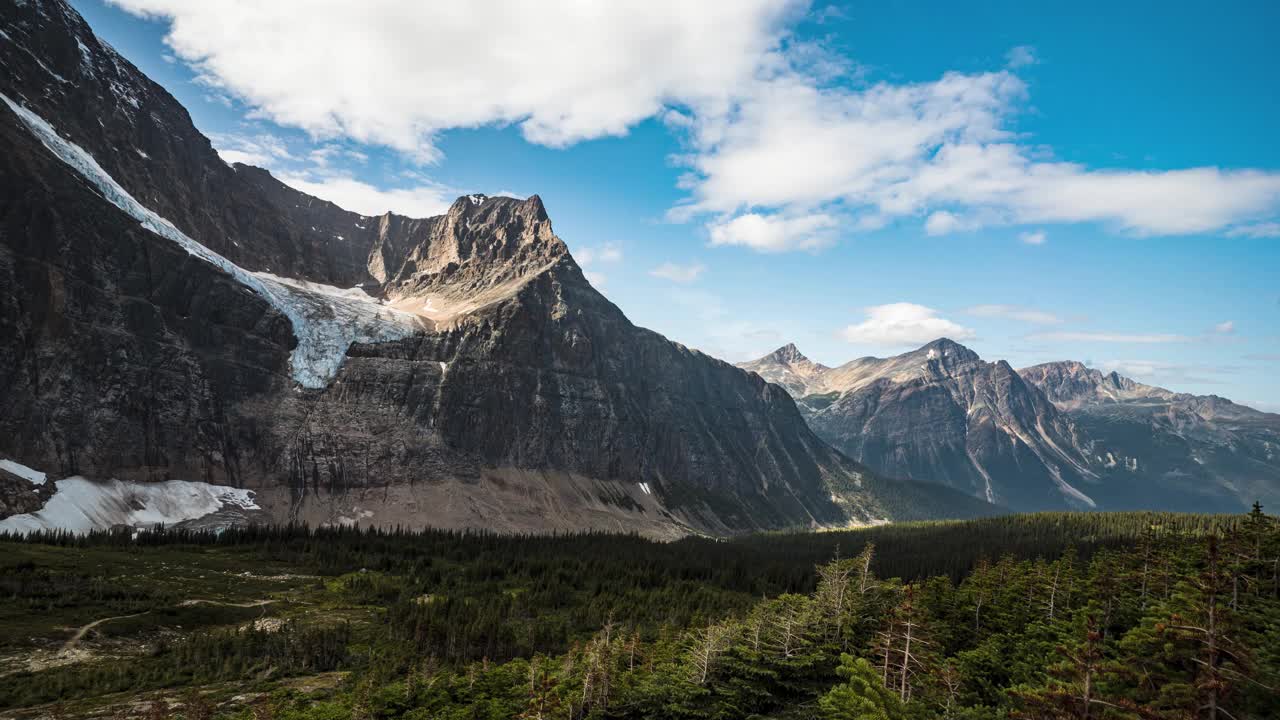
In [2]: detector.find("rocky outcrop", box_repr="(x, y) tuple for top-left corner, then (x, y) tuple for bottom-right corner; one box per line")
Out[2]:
(0, 0), (996, 535)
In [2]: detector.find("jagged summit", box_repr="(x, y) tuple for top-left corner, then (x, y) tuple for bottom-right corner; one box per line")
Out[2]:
(741, 337), (1098, 510)
(1019, 360), (1163, 409)
(767, 343), (809, 364)
(916, 337), (980, 362)
(739, 343), (832, 397)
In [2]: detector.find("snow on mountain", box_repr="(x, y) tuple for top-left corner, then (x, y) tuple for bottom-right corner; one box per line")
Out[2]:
(0, 92), (425, 388)
(0, 477), (259, 534)
(0, 458), (46, 485)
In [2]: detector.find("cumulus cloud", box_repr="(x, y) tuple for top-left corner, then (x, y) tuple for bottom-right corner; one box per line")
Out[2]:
(649, 261), (706, 283)
(1019, 229), (1047, 245)
(110, 0), (800, 162)
(924, 211), (971, 236)
(708, 212), (837, 252)
(274, 172), (454, 217)
(840, 303), (975, 347)
(1029, 331), (1191, 344)
(119, 1), (1280, 245)
(964, 304), (1062, 325)
(677, 67), (1280, 242)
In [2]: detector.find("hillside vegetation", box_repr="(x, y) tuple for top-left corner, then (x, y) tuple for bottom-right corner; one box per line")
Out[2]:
(1, 510), (1276, 719)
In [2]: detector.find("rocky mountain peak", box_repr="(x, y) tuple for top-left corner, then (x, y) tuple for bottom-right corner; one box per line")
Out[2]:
(916, 338), (981, 364)
(1019, 361), (1160, 409)
(767, 343), (810, 364)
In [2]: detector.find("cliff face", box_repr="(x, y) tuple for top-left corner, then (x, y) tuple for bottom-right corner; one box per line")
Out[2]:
(742, 340), (1099, 510)
(1022, 362), (1280, 512)
(0, 0), (994, 535)
(739, 339), (1280, 513)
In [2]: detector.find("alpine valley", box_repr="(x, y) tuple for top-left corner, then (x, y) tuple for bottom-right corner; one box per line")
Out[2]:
(0, 0), (1277, 541)
(2, 3), (1280, 720)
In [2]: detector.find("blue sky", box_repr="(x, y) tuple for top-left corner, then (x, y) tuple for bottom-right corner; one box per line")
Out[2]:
(71, 0), (1280, 409)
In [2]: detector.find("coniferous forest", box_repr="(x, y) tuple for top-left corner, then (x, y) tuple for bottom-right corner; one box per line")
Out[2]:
(1, 510), (1277, 719)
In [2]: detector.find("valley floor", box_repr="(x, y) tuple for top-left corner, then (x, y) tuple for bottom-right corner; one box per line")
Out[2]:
(1, 512), (1277, 719)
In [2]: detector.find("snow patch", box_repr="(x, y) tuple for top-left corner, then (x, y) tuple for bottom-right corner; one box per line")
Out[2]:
(1, 93), (422, 388)
(468, 194), (485, 205)
(0, 477), (258, 535)
(75, 37), (95, 75)
(638, 482), (652, 496)
(0, 458), (46, 485)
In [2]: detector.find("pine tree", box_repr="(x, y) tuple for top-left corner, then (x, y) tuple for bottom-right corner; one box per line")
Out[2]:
(820, 654), (905, 720)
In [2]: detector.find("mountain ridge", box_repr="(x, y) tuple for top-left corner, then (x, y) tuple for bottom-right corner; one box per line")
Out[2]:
(0, 0), (998, 536)
(740, 340), (1280, 512)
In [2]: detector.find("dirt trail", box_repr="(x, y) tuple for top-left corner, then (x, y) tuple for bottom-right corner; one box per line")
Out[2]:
(61, 599), (276, 650)
(63, 611), (150, 650)
(178, 598), (276, 608)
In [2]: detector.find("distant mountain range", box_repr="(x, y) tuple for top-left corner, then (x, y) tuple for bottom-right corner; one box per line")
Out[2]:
(740, 341), (1280, 512)
(0, 0), (995, 536)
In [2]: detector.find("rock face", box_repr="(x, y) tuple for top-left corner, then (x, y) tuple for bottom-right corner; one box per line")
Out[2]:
(740, 342), (1280, 513)
(0, 0), (995, 535)
(1021, 362), (1280, 512)
(741, 340), (1099, 510)
(737, 344), (832, 397)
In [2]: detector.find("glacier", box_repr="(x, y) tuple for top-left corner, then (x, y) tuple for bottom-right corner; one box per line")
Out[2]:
(0, 477), (259, 534)
(1, 92), (423, 388)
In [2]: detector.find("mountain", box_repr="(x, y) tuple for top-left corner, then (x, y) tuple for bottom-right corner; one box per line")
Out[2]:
(1021, 361), (1280, 511)
(0, 0), (996, 536)
(741, 340), (1100, 510)
(740, 342), (1280, 513)
(736, 343), (832, 397)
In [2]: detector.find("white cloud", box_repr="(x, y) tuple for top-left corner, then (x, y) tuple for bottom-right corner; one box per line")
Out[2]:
(583, 270), (608, 288)
(1226, 222), (1280, 238)
(964, 304), (1062, 325)
(924, 211), (967, 236)
(1019, 229), (1047, 245)
(217, 149), (270, 167)
(275, 172), (454, 217)
(575, 243), (623, 267)
(675, 61), (1280, 244)
(110, 0), (800, 162)
(649, 261), (706, 283)
(1005, 45), (1038, 69)
(1213, 320), (1235, 334)
(1029, 331), (1191, 344)
(708, 212), (837, 252)
(840, 303), (975, 347)
(118, 1), (1280, 244)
